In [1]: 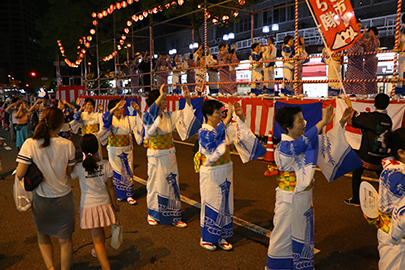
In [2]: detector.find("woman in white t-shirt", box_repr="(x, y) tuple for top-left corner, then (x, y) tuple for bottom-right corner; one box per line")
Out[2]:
(16, 107), (76, 270)
(71, 134), (119, 270)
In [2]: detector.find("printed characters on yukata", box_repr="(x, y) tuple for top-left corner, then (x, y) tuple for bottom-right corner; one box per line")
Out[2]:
(266, 103), (362, 270)
(154, 54), (171, 93)
(196, 100), (266, 251)
(344, 21), (366, 95)
(70, 97), (104, 159)
(143, 84), (200, 228)
(249, 43), (263, 96)
(366, 128), (405, 270)
(363, 26), (380, 95)
(262, 37), (277, 94)
(322, 47), (343, 96)
(99, 99), (143, 205)
(218, 43), (234, 94)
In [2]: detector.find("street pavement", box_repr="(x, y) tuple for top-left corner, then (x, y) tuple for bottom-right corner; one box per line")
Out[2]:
(0, 128), (380, 270)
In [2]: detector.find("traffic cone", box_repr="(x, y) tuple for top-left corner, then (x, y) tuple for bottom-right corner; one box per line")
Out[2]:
(264, 131), (275, 162)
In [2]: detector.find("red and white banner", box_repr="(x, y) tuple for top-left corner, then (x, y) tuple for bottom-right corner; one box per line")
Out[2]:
(336, 99), (405, 150)
(56, 85), (85, 103)
(307, 0), (361, 52)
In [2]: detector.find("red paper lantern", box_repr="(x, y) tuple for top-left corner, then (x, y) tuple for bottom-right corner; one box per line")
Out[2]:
(117, 45), (122, 50)
(87, 36), (92, 41)
(120, 39), (124, 45)
(132, 15), (138, 21)
(85, 42), (90, 48)
(139, 14), (144, 21)
(116, 2), (121, 9)
(121, 35), (126, 40)
(91, 12), (96, 18)
(93, 20), (98, 26)
(79, 53), (84, 58)
(238, 0), (246, 5)
(127, 0), (133, 4)
(127, 20), (132, 26)
(153, 7), (158, 14)
(212, 18), (218, 24)
(60, 46), (63, 50)
(122, 1), (127, 8)
(143, 11), (148, 17)
(97, 13), (103, 19)
(124, 28), (129, 33)
(77, 46), (81, 49)
(90, 29), (96, 35)
(81, 49), (86, 53)
(102, 10), (107, 17)
(222, 15), (229, 21)
(110, 4), (114, 10)
(178, 0), (184, 5)
(171, 1), (176, 6)
(233, 10), (239, 17)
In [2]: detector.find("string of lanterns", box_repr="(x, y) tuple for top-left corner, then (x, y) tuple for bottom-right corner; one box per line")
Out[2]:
(57, 0), (245, 67)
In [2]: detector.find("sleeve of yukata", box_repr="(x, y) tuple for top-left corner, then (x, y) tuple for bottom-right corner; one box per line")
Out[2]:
(172, 102), (201, 141)
(270, 45), (277, 60)
(69, 111), (83, 134)
(199, 122), (227, 166)
(128, 114), (144, 145)
(97, 111), (113, 145)
(231, 52), (240, 64)
(390, 197), (405, 245)
(142, 102), (161, 140)
(226, 116), (266, 163)
(277, 125), (319, 157)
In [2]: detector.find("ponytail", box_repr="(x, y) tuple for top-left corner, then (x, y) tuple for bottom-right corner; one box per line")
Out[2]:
(80, 134), (99, 174)
(32, 107), (64, 148)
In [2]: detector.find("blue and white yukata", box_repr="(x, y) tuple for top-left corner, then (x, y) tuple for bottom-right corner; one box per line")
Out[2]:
(375, 157), (405, 270)
(262, 44), (277, 94)
(266, 124), (362, 270)
(143, 101), (200, 224)
(99, 110), (143, 200)
(397, 26), (405, 96)
(249, 51), (264, 95)
(198, 117), (266, 244)
(281, 45), (308, 95)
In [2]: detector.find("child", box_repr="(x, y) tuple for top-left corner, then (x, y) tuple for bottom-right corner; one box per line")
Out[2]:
(196, 100), (266, 251)
(99, 99), (143, 205)
(371, 128), (405, 269)
(249, 43), (263, 95)
(71, 134), (119, 270)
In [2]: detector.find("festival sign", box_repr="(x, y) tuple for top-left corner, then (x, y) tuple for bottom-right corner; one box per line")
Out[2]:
(307, 0), (361, 52)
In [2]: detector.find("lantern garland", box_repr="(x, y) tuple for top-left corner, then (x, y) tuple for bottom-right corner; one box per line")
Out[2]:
(57, 0), (247, 66)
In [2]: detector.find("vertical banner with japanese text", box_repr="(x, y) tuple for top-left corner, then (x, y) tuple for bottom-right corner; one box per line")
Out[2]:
(307, 0), (361, 52)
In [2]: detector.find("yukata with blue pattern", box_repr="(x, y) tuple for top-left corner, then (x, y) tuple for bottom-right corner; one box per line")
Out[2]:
(281, 45), (307, 95)
(198, 114), (266, 244)
(249, 51), (264, 95)
(376, 157), (405, 270)
(266, 122), (362, 270)
(143, 101), (198, 224)
(99, 110), (143, 200)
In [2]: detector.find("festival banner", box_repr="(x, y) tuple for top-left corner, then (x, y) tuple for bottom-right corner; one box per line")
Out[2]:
(307, 0), (361, 52)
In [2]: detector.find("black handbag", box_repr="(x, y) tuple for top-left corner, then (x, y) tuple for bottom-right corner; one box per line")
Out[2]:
(24, 162), (44, 191)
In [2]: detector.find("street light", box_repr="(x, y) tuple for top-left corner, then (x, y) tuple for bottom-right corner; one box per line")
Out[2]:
(228, 33), (235, 40)
(263, 26), (270, 33)
(223, 34), (229, 41)
(169, 49), (177, 55)
(193, 43), (198, 48)
(272, 24), (279, 31)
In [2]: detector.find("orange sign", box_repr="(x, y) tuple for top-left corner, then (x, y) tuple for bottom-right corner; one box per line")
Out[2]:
(307, 0), (361, 52)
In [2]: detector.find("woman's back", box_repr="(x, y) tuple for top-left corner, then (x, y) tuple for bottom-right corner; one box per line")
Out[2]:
(17, 136), (75, 198)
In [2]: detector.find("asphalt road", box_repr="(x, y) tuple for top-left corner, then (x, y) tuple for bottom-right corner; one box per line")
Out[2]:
(0, 129), (380, 270)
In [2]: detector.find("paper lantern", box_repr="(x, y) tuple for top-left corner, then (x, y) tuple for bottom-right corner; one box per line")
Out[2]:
(85, 42), (90, 48)
(139, 14), (144, 21)
(79, 53), (84, 58)
(60, 46), (63, 50)
(91, 12), (97, 18)
(120, 39), (124, 45)
(233, 10), (239, 17)
(222, 15), (229, 21)
(90, 29), (96, 35)
(87, 36), (92, 41)
(102, 10), (107, 17)
(77, 46), (81, 49)
(93, 20), (98, 26)
(132, 15), (138, 21)
(81, 49), (86, 53)
(178, 0), (184, 6)
(148, 9), (152, 14)
(127, 20), (132, 26)
(122, 1), (127, 8)
(128, 0), (133, 4)
(143, 11), (148, 17)
(153, 7), (158, 13)
(117, 45), (122, 50)
(107, 7), (112, 14)
(116, 2), (121, 9)
(212, 18), (218, 24)
(171, 1), (176, 6)
(165, 3), (170, 9)
(238, 0), (246, 5)
(121, 35), (126, 40)
(97, 13), (103, 19)
(110, 4), (114, 10)
(124, 28), (129, 34)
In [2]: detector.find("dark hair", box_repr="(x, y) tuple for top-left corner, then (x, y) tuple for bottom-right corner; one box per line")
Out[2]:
(202, 99), (223, 122)
(251, 43), (259, 50)
(11, 97), (19, 103)
(268, 37), (275, 44)
(32, 107), (64, 148)
(107, 98), (122, 111)
(384, 128), (405, 160)
(80, 134), (99, 175)
(219, 43), (226, 50)
(402, 13), (405, 24)
(369, 26), (378, 36)
(189, 54), (193, 60)
(275, 106), (302, 134)
(146, 90), (160, 107)
(375, 93), (390, 110)
(84, 97), (95, 107)
(283, 35), (293, 45)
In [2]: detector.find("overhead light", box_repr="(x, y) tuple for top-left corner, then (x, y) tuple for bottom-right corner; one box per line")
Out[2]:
(228, 33), (235, 39)
(193, 42), (198, 48)
(272, 24), (279, 31)
(263, 26), (270, 33)
(223, 34), (229, 41)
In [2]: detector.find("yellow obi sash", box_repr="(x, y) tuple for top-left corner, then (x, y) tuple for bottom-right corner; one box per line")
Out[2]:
(277, 171), (313, 192)
(365, 212), (405, 238)
(108, 134), (130, 147)
(143, 133), (173, 150)
(81, 124), (99, 135)
(194, 145), (231, 173)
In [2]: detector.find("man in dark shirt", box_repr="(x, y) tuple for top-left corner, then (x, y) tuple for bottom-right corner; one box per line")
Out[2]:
(345, 93), (392, 206)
